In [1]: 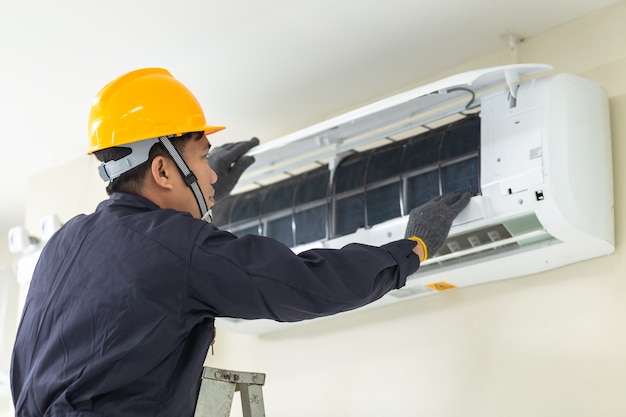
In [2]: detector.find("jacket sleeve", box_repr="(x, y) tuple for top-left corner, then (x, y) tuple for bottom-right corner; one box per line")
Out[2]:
(186, 228), (420, 322)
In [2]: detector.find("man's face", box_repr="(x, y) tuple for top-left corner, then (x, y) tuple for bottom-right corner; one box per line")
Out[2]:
(180, 134), (218, 218)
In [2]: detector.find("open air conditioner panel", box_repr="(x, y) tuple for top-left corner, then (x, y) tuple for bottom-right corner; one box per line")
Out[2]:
(213, 114), (483, 247)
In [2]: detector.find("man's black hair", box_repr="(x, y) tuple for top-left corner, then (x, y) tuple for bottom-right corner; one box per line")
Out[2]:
(94, 132), (198, 196)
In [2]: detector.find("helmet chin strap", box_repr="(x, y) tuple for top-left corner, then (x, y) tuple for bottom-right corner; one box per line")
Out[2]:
(201, 209), (213, 223)
(159, 136), (212, 223)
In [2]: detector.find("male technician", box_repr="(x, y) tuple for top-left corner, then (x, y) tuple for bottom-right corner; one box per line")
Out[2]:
(11, 68), (470, 416)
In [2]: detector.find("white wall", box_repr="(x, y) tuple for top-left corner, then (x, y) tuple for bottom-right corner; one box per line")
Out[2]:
(7, 3), (626, 416)
(0, 193), (20, 406)
(0, 267), (17, 409)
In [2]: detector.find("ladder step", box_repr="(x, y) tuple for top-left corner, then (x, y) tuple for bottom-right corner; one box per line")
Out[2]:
(194, 367), (267, 417)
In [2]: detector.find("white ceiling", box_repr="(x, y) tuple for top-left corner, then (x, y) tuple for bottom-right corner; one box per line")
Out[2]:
(0, 0), (621, 260)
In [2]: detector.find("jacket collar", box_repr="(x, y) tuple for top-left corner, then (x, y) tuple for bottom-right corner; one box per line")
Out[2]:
(98, 192), (161, 212)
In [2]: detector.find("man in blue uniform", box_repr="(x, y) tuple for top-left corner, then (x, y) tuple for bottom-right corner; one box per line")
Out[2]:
(11, 68), (470, 416)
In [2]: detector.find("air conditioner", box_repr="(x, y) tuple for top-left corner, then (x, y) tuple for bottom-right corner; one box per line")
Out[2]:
(214, 63), (614, 334)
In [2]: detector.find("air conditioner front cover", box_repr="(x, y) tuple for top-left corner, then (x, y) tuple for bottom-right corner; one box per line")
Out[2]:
(215, 64), (614, 335)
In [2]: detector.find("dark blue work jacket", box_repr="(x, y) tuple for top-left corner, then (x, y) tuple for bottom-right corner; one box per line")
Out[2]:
(11, 192), (420, 416)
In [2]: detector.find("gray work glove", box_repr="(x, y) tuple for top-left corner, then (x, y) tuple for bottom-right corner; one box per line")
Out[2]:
(208, 137), (260, 200)
(404, 193), (472, 259)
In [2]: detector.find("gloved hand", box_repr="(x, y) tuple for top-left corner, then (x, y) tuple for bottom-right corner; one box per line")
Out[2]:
(404, 193), (472, 260)
(208, 137), (260, 200)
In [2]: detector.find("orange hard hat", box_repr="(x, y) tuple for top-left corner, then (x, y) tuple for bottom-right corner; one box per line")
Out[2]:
(88, 68), (225, 154)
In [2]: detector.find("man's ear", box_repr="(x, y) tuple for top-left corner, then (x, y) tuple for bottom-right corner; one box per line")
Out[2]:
(150, 156), (175, 190)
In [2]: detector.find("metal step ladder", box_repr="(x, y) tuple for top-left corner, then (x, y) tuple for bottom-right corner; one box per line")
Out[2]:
(194, 366), (267, 417)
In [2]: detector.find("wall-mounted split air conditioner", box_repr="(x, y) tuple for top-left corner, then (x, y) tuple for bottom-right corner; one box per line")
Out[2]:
(213, 64), (614, 334)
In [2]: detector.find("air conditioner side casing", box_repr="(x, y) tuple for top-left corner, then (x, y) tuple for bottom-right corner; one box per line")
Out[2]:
(413, 72), (616, 288)
(215, 67), (614, 334)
